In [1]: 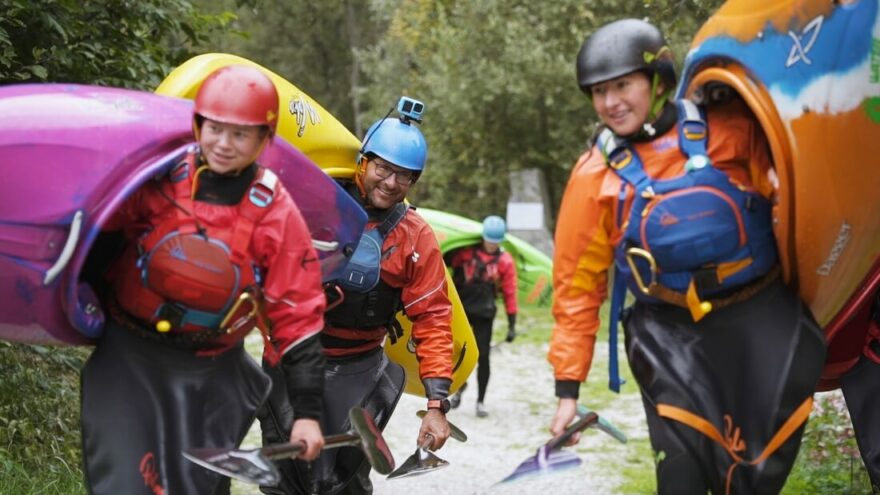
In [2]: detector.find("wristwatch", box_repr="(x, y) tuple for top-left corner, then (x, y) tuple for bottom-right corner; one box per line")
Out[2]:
(426, 398), (450, 414)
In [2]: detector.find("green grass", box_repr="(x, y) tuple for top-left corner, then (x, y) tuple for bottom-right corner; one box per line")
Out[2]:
(1, 299), (876, 494)
(0, 342), (89, 495)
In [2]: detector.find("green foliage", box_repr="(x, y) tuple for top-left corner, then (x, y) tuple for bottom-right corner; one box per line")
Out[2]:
(0, 342), (90, 494)
(0, 0), (238, 90)
(357, 0), (589, 219)
(354, 0), (725, 226)
(784, 392), (874, 494)
(197, 0), (380, 134)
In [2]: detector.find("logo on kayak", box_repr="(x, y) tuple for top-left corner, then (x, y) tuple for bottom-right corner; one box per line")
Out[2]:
(816, 221), (851, 276)
(786, 16), (823, 68)
(288, 94), (321, 138)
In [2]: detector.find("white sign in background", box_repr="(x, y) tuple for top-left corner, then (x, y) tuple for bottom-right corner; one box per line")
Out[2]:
(506, 202), (544, 230)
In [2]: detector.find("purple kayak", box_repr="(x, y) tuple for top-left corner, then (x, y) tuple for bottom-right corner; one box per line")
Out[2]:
(0, 84), (365, 346)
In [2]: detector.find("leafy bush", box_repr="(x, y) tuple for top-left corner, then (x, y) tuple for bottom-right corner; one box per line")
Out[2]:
(784, 391), (874, 494)
(0, 343), (90, 494)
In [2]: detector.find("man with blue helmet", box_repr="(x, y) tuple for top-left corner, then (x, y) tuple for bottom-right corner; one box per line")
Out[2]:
(446, 215), (518, 417)
(259, 97), (454, 495)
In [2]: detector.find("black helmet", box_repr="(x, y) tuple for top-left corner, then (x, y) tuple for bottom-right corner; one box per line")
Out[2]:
(576, 18), (676, 94)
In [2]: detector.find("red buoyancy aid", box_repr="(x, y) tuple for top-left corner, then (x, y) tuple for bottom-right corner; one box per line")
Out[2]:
(114, 150), (279, 343)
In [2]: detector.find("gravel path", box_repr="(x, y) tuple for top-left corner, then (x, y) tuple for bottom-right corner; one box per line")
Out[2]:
(369, 342), (646, 495)
(232, 338), (649, 495)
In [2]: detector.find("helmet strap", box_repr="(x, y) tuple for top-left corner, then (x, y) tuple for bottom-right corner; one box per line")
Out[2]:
(354, 155), (369, 200)
(646, 72), (671, 125)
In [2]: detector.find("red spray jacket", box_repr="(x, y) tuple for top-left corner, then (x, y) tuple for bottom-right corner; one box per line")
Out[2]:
(107, 169), (326, 360)
(448, 246), (519, 316)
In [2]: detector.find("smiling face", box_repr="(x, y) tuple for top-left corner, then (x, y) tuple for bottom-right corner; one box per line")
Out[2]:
(361, 157), (415, 210)
(589, 71), (661, 137)
(198, 119), (268, 175)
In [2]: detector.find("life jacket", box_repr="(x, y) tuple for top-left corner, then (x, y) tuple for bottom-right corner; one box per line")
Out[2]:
(114, 149), (279, 338)
(450, 246), (502, 320)
(324, 202), (408, 339)
(602, 100), (778, 391)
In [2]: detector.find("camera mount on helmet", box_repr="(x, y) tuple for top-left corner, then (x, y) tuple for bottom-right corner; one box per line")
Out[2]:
(397, 96), (425, 124)
(359, 96), (427, 160)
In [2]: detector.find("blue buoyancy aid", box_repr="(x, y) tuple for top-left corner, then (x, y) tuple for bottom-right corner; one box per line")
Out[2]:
(601, 99), (778, 391)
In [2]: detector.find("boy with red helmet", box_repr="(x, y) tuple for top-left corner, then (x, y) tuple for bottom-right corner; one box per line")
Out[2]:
(81, 65), (326, 494)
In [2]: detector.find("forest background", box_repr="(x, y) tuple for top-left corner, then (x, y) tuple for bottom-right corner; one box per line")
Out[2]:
(0, 0), (872, 494)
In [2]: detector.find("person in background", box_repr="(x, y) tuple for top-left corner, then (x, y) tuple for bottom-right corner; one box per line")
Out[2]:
(259, 97), (454, 494)
(446, 215), (518, 417)
(548, 18), (825, 494)
(81, 65), (326, 495)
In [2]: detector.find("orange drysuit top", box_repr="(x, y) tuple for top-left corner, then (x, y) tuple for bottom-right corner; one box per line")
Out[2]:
(549, 99), (777, 385)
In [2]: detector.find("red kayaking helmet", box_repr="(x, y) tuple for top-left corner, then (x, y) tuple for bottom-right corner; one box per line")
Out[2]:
(193, 65), (279, 135)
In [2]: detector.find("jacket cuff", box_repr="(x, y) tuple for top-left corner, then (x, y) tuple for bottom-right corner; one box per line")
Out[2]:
(280, 333), (326, 421)
(555, 380), (580, 399)
(422, 377), (452, 400)
(291, 393), (323, 421)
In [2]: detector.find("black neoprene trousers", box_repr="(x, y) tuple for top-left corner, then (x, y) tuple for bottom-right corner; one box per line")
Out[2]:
(468, 314), (494, 403)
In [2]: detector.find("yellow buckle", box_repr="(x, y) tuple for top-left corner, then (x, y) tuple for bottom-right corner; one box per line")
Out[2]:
(625, 247), (657, 295)
(610, 149), (634, 170)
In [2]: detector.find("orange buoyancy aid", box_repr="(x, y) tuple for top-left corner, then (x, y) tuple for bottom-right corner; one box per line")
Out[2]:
(114, 150), (279, 341)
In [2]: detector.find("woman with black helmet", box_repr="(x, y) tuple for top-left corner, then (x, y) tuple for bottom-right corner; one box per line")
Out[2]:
(548, 18), (826, 493)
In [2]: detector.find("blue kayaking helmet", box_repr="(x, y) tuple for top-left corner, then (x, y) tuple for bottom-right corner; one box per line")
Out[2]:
(360, 96), (428, 172)
(361, 118), (428, 172)
(482, 215), (506, 243)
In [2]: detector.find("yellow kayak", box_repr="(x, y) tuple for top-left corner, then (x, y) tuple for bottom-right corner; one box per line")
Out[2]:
(157, 53), (477, 396)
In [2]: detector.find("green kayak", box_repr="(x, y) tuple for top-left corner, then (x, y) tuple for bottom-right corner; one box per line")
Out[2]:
(418, 207), (553, 308)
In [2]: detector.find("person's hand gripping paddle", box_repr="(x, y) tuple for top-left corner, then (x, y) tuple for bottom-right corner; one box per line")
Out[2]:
(497, 405), (626, 485)
(183, 407), (394, 486)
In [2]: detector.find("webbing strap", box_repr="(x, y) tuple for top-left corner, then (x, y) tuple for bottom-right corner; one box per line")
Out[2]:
(648, 265), (780, 317)
(140, 152), (200, 250)
(608, 267), (628, 393)
(377, 202), (409, 237)
(230, 167), (278, 265)
(607, 181), (629, 393)
(597, 128), (653, 193)
(676, 99), (708, 159)
(657, 396), (813, 495)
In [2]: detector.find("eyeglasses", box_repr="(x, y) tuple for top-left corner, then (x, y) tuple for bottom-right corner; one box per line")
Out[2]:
(371, 160), (417, 185)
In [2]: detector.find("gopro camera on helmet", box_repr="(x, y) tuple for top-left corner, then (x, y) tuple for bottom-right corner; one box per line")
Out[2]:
(397, 96), (424, 123)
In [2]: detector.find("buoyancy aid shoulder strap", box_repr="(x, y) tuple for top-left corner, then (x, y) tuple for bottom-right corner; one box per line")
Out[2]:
(140, 149), (200, 250)
(230, 167), (280, 266)
(376, 202), (409, 237)
(597, 128), (652, 193)
(676, 99), (708, 159)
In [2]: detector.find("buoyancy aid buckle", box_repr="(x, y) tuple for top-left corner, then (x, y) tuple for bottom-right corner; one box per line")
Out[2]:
(609, 148), (634, 170)
(168, 158), (192, 184)
(248, 168), (278, 208)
